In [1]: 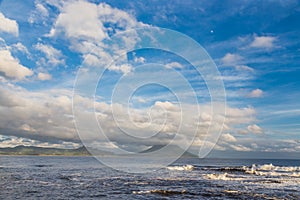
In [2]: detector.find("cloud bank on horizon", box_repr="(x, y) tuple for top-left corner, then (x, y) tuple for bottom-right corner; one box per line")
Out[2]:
(0, 0), (299, 157)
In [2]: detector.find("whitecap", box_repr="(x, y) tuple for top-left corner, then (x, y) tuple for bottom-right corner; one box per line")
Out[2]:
(204, 173), (231, 180)
(244, 164), (300, 177)
(166, 164), (194, 171)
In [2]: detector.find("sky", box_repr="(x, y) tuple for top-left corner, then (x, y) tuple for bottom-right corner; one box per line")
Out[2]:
(0, 0), (299, 158)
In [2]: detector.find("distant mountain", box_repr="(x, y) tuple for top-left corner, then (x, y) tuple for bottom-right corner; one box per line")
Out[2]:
(0, 145), (111, 156)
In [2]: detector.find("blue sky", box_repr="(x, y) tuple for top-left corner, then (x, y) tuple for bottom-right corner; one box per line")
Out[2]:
(0, 0), (299, 158)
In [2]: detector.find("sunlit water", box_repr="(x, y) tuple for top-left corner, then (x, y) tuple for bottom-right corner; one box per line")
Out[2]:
(0, 156), (299, 199)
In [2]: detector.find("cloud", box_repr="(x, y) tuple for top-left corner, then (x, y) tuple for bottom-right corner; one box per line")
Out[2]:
(48, 1), (146, 74)
(271, 109), (300, 116)
(229, 144), (252, 151)
(133, 55), (145, 64)
(225, 138), (300, 153)
(0, 76), (259, 152)
(165, 62), (184, 69)
(0, 12), (18, 36)
(0, 49), (33, 80)
(8, 79), (256, 151)
(28, 2), (50, 24)
(235, 65), (254, 72)
(225, 107), (256, 124)
(214, 74), (253, 82)
(0, 1), (270, 153)
(109, 64), (133, 74)
(0, 85), (77, 143)
(34, 43), (65, 67)
(84, 99), (257, 151)
(215, 134), (300, 153)
(20, 124), (36, 132)
(37, 72), (52, 81)
(250, 36), (276, 48)
(248, 89), (263, 98)
(10, 42), (30, 56)
(221, 53), (242, 66)
(215, 132), (253, 152)
(48, 1), (107, 42)
(221, 133), (237, 143)
(0, 87), (21, 107)
(44, 0), (65, 10)
(0, 135), (80, 149)
(247, 124), (263, 134)
(36, 3), (49, 17)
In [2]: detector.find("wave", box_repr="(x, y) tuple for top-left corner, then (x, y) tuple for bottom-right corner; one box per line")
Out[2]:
(202, 163), (300, 182)
(244, 164), (300, 177)
(204, 172), (231, 180)
(133, 189), (189, 196)
(166, 164), (194, 171)
(203, 173), (247, 181)
(208, 166), (247, 173)
(58, 173), (82, 181)
(202, 164), (300, 177)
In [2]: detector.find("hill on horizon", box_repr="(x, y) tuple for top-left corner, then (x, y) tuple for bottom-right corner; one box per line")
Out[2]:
(0, 145), (103, 156)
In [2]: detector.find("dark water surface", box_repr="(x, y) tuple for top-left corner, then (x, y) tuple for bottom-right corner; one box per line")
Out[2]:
(0, 156), (299, 199)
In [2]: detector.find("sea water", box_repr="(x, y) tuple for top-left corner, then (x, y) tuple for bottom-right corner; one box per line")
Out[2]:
(0, 156), (299, 199)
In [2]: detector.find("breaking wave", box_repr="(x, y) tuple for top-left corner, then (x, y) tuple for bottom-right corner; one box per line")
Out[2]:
(244, 164), (300, 177)
(166, 164), (194, 171)
(202, 163), (300, 183)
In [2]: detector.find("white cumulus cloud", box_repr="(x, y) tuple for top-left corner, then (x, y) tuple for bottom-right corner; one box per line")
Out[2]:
(221, 53), (242, 66)
(0, 50), (33, 80)
(109, 64), (133, 74)
(48, 1), (146, 74)
(0, 12), (19, 36)
(250, 36), (276, 48)
(48, 1), (107, 42)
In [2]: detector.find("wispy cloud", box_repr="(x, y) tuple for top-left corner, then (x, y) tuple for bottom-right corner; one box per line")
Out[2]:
(34, 43), (65, 67)
(28, 2), (50, 24)
(235, 65), (254, 72)
(165, 62), (184, 69)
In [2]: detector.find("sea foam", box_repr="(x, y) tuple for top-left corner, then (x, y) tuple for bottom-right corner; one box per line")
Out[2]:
(245, 164), (300, 177)
(166, 164), (194, 171)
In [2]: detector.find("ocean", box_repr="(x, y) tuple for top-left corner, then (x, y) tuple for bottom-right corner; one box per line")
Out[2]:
(0, 156), (299, 199)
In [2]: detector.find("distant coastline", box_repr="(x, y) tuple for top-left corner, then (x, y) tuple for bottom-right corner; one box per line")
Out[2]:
(0, 145), (92, 156)
(1, 145), (299, 160)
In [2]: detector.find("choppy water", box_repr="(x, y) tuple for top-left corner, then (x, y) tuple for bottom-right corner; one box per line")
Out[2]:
(0, 156), (299, 199)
